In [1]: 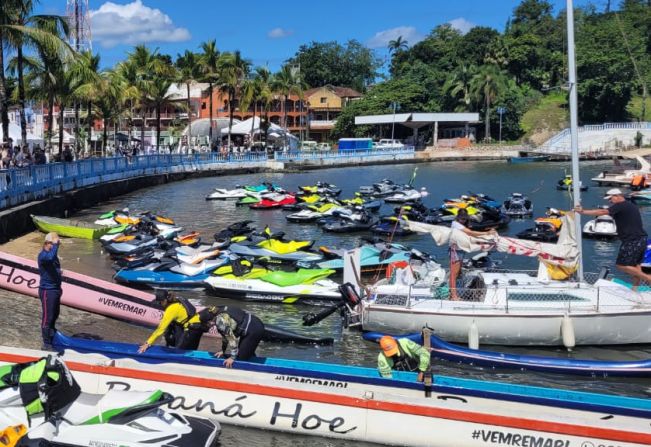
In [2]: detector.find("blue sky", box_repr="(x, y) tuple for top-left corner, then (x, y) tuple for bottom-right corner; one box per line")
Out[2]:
(39, 0), (604, 70)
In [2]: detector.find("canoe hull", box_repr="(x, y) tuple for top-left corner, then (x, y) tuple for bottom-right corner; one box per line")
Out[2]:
(2, 337), (647, 447)
(31, 215), (111, 239)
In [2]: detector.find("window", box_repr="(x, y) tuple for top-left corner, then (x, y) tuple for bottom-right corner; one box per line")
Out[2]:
(201, 102), (206, 110)
(320, 97), (327, 104)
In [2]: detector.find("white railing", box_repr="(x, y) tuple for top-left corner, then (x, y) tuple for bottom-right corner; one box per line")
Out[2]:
(537, 122), (651, 154)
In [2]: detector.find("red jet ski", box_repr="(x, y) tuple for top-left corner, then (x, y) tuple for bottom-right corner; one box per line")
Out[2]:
(250, 193), (296, 209)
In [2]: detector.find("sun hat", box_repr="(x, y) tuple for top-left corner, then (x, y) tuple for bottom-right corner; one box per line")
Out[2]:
(603, 188), (624, 199)
(379, 336), (399, 357)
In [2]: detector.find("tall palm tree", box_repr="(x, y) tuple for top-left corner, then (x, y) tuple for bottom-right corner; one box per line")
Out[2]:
(218, 50), (250, 149)
(94, 70), (125, 156)
(115, 60), (139, 150)
(1, 0), (70, 146)
(0, 0), (19, 142)
(176, 50), (201, 152)
(387, 36), (408, 54)
(125, 45), (164, 152)
(70, 50), (100, 155)
(443, 64), (477, 112)
(271, 65), (304, 148)
(254, 66), (273, 145)
(199, 40), (219, 145)
(470, 65), (508, 142)
(149, 68), (177, 153)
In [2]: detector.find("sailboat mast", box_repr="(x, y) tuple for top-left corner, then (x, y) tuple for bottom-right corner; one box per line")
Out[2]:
(566, 0), (584, 280)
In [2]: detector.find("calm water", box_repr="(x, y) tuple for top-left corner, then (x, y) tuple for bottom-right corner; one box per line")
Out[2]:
(62, 160), (651, 446)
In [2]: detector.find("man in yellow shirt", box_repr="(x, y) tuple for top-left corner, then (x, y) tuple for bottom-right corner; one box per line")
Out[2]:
(138, 290), (204, 353)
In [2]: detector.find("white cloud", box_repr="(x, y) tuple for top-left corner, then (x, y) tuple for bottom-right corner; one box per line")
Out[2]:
(90, 0), (191, 48)
(366, 26), (424, 49)
(267, 27), (293, 39)
(448, 17), (476, 35)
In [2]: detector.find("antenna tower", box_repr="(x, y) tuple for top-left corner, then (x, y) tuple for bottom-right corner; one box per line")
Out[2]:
(65, 0), (92, 52)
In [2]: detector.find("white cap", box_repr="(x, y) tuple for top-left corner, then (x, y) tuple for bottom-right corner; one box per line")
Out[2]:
(44, 232), (58, 243)
(603, 188), (624, 199)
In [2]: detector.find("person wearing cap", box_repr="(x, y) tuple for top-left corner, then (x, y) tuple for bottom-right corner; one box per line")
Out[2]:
(138, 290), (204, 353)
(212, 305), (265, 368)
(37, 232), (62, 349)
(575, 188), (651, 289)
(449, 208), (497, 300)
(377, 335), (430, 381)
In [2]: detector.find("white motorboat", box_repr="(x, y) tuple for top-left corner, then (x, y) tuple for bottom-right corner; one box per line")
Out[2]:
(342, 213), (651, 346)
(384, 187), (428, 203)
(591, 155), (651, 186)
(582, 215), (618, 239)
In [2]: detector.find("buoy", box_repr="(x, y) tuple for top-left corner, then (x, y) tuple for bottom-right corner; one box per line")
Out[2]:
(561, 313), (575, 351)
(468, 320), (479, 350)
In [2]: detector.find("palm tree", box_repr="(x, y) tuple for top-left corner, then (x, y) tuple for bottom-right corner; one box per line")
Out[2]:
(94, 71), (123, 155)
(115, 60), (139, 150)
(199, 40), (219, 145)
(470, 65), (508, 142)
(271, 65), (304, 148)
(70, 51), (101, 155)
(176, 50), (202, 152)
(125, 45), (165, 152)
(443, 64), (477, 112)
(253, 66), (273, 146)
(0, 0), (18, 142)
(149, 69), (177, 153)
(218, 50), (250, 150)
(387, 36), (408, 54)
(1, 0), (70, 146)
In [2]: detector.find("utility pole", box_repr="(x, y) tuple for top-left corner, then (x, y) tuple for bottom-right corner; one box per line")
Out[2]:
(391, 102), (399, 143)
(497, 107), (506, 145)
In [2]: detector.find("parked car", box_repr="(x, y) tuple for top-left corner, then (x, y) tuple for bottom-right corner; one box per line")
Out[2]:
(300, 141), (318, 151)
(317, 143), (331, 151)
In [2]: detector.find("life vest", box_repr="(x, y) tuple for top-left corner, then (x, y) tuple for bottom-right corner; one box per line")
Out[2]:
(386, 261), (409, 278)
(175, 297), (197, 326)
(391, 343), (420, 372)
(631, 175), (646, 190)
(219, 306), (252, 337)
(0, 357), (80, 419)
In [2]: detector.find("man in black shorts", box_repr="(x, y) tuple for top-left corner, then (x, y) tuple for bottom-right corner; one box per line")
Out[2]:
(575, 188), (650, 290)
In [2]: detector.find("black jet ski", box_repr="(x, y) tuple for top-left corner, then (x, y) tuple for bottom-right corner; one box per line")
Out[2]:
(322, 209), (376, 233)
(501, 193), (534, 217)
(370, 217), (414, 236)
(516, 221), (559, 242)
(557, 175), (588, 191)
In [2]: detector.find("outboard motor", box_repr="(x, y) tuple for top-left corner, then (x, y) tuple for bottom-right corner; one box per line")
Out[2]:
(302, 282), (361, 327)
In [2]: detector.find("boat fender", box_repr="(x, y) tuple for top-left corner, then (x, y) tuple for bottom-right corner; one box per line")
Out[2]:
(468, 321), (479, 350)
(561, 314), (575, 350)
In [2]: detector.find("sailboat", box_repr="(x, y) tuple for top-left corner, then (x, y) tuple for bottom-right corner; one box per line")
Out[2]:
(342, 1), (651, 347)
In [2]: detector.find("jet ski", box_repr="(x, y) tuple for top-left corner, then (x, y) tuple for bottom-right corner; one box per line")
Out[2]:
(557, 175), (588, 191)
(516, 221), (560, 242)
(321, 208), (376, 233)
(316, 241), (418, 273)
(501, 193), (533, 217)
(94, 209), (141, 227)
(299, 182), (341, 196)
(113, 255), (229, 288)
(384, 187), (428, 204)
(583, 215), (618, 239)
(467, 192), (501, 209)
(285, 203), (341, 223)
(103, 234), (160, 255)
(370, 216), (414, 236)
(205, 261), (340, 304)
(228, 239), (322, 262)
(0, 356), (220, 447)
(249, 193), (296, 209)
(642, 240), (651, 272)
(206, 187), (259, 200)
(358, 179), (399, 196)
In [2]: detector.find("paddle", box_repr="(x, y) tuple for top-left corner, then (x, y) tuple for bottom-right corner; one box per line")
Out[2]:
(422, 326), (433, 398)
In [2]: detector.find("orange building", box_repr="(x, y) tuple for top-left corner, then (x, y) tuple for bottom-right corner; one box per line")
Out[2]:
(199, 90), (308, 133)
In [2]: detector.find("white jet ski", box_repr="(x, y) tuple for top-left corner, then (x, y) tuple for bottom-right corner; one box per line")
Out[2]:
(0, 356), (220, 447)
(583, 215), (618, 239)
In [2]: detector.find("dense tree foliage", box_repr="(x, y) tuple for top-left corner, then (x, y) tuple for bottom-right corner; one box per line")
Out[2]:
(286, 40), (382, 92)
(334, 0), (650, 142)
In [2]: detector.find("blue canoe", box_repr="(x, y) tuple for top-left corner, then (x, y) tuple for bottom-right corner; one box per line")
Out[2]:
(52, 332), (651, 419)
(363, 332), (651, 377)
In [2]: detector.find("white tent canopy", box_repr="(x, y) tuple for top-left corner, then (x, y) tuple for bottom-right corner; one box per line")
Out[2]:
(49, 130), (75, 144)
(0, 122), (42, 144)
(220, 117), (285, 136)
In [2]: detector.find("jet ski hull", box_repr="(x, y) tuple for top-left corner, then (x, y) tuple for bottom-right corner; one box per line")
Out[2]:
(114, 269), (212, 288)
(204, 277), (341, 304)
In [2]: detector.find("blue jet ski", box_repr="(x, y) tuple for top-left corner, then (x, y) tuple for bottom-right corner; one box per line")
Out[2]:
(114, 257), (228, 288)
(363, 332), (651, 378)
(316, 242), (415, 272)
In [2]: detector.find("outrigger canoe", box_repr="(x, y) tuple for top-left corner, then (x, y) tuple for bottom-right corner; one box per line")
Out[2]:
(363, 332), (651, 378)
(31, 214), (114, 240)
(15, 332), (647, 447)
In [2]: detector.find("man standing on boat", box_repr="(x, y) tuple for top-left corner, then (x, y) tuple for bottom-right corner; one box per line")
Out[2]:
(38, 232), (62, 350)
(575, 188), (651, 289)
(138, 290), (206, 353)
(377, 335), (430, 381)
(212, 306), (265, 368)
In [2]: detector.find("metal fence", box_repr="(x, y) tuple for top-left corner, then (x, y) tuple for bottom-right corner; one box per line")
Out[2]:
(273, 147), (415, 161)
(0, 152), (269, 210)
